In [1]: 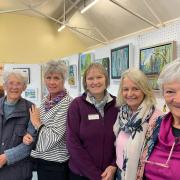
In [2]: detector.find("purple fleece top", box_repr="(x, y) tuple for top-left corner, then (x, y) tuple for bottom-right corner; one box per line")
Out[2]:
(67, 93), (118, 180)
(144, 113), (180, 180)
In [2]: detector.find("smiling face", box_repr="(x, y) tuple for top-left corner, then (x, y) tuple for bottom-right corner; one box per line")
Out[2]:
(4, 75), (26, 103)
(86, 67), (106, 100)
(122, 77), (145, 112)
(163, 82), (180, 123)
(44, 72), (64, 98)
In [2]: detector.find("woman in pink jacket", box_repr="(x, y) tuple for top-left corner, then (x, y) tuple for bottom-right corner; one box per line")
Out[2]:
(137, 59), (180, 180)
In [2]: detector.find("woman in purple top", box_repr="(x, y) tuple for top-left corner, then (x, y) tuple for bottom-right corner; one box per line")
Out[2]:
(67, 63), (118, 180)
(137, 59), (180, 180)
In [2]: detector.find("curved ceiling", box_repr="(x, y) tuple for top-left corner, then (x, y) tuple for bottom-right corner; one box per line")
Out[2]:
(1, 0), (180, 48)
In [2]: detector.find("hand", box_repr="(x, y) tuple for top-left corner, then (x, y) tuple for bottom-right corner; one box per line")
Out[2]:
(23, 133), (33, 145)
(0, 154), (7, 168)
(101, 165), (117, 180)
(29, 105), (42, 129)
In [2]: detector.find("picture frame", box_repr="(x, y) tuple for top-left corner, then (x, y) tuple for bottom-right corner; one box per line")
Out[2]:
(13, 68), (30, 84)
(111, 45), (129, 79)
(139, 41), (176, 91)
(68, 64), (77, 87)
(61, 59), (69, 68)
(94, 57), (110, 78)
(79, 52), (94, 76)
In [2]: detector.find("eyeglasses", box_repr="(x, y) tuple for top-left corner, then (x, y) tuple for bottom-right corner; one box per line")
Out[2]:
(6, 82), (24, 88)
(143, 138), (179, 168)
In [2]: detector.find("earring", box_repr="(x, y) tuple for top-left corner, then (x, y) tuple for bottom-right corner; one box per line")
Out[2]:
(163, 104), (166, 112)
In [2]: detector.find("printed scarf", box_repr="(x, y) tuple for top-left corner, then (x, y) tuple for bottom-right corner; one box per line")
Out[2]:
(113, 101), (154, 180)
(44, 90), (66, 112)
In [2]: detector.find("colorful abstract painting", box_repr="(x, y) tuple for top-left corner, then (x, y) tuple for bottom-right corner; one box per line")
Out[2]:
(68, 64), (77, 86)
(140, 42), (175, 75)
(140, 41), (176, 91)
(79, 53), (94, 76)
(94, 57), (110, 78)
(111, 45), (129, 79)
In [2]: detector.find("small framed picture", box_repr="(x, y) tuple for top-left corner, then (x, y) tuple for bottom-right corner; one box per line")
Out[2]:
(13, 68), (30, 84)
(94, 57), (110, 78)
(68, 64), (77, 87)
(111, 45), (129, 79)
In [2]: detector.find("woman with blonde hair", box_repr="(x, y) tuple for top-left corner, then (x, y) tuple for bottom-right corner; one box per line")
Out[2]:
(114, 68), (163, 180)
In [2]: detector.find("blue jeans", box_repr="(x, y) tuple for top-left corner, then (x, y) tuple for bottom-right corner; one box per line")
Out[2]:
(116, 168), (122, 180)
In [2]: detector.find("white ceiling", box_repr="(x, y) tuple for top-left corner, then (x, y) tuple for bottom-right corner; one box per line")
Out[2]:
(1, 0), (180, 47)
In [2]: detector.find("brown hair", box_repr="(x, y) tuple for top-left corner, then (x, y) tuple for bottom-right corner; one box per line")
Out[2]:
(82, 63), (109, 91)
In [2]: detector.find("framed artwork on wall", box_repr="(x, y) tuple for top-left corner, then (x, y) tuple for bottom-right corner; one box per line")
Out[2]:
(94, 57), (110, 78)
(79, 53), (94, 76)
(13, 67), (30, 84)
(68, 64), (77, 87)
(111, 45), (129, 79)
(62, 59), (69, 68)
(140, 41), (176, 91)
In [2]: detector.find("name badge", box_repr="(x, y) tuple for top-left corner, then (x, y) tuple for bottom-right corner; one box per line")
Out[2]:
(88, 114), (99, 120)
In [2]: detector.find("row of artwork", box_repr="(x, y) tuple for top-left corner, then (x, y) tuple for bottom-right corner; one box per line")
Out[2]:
(63, 41), (176, 91)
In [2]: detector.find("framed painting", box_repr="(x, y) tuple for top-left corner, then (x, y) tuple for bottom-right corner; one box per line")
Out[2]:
(68, 64), (77, 87)
(13, 67), (30, 84)
(111, 45), (129, 79)
(79, 52), (94, 76)
(140, 41), (176, 91)
(140, 41), (176, 75)
(94, 57), (110, 78)
(61, 59), (69, 68)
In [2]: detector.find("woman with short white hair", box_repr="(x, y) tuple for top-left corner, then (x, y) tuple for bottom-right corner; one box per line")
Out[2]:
(0, 70), (36, 180)
(137, 58), (180, 180)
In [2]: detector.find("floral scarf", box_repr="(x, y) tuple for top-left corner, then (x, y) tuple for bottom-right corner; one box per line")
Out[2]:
(44, 90), (66, 112)
(113, 100), (155, 180)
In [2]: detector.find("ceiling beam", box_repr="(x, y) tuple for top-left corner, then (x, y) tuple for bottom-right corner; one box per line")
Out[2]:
(109, 0), (159, 29)
(27, 5), (107, 44)
(0, 8), (30, 14)
(57, 0), (82, 21)
(143, 0), (164, 26)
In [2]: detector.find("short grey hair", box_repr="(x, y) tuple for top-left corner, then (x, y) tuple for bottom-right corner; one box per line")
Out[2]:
(3, 70), (28, 85)
(158, 58), (180, 94)
(116, 68), (156, 107)
(43, 60), (67, 80)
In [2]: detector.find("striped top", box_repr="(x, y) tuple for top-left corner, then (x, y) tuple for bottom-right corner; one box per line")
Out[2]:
(31, 93), (73, 163)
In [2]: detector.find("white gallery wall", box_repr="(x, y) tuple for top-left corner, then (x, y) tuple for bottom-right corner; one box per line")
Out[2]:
(64, 19), (180, 111)
(3, 19), (180, 111)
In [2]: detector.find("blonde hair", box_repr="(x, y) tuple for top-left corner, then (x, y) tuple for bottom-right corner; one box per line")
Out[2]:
(116, 68), (156, 107)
